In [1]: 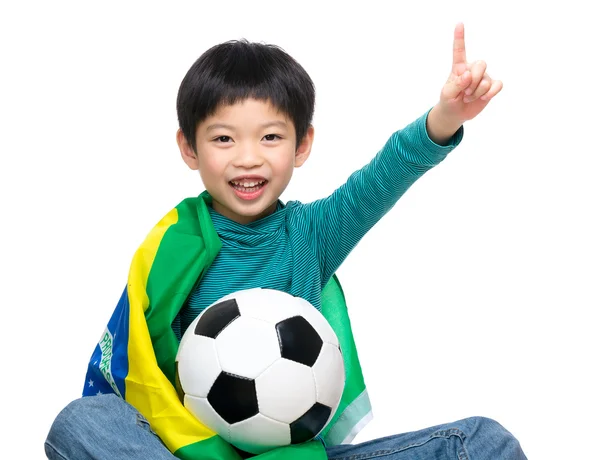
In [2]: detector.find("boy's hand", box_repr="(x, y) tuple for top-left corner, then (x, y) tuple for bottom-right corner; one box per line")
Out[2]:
(439, 22), (503, 124)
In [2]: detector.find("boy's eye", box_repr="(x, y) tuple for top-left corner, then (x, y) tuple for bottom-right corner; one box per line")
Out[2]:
(263, 134), (281, 141)
(214, 136), (232, 143)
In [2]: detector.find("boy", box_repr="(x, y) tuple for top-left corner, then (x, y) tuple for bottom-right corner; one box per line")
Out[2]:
(45, 23), (526, 459)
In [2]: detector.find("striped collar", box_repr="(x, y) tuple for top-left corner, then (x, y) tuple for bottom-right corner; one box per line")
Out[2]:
(207, 201), (286, 247)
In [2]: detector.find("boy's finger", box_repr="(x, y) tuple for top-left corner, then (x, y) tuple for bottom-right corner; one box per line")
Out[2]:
(464, 60), (487, 96)
(480, 80), (504, 101)
(444, 71), (471, 100)
(463, 78), (491, 103)
(452, 23), (467, 72)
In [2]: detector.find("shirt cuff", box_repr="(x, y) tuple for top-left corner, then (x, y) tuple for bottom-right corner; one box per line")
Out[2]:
(419, 106), (464, 151)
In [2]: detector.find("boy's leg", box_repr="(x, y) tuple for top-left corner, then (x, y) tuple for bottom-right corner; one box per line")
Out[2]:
(325, 416), (527, 460)
(45, 394), (176, 460)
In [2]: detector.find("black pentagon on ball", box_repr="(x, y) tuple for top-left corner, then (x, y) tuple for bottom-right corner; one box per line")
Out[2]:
(207, 372), (258, 424)
(276, 315), (323, 367)
(194, 298), (240, 339)
(290, 402), (332, 444)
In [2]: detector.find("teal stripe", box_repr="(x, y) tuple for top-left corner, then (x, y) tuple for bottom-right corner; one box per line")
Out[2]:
(322, 390), (372, 446)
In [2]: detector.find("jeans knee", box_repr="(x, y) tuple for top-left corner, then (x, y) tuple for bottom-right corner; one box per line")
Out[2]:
(45, 395), (176, 460)
(45, 395), (125, 457)
(468, 416), (506, 433)
(46, 398), (84, 458)
(463, 416), (526, 459)
(47, 398), (85, 441)
(49, 395), (117, 430)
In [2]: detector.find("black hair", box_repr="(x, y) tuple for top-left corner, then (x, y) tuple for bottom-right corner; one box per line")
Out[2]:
(176, 39), (315, 152)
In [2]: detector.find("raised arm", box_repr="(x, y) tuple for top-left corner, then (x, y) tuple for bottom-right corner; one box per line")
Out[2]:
(301, 22), (503, 286)
(300, 110), (462, 286)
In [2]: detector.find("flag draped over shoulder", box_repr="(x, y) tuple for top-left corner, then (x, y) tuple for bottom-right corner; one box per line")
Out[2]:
(83, 192), (372, 459)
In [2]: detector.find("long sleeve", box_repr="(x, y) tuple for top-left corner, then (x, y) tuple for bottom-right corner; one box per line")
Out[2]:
(299, 108), (463, 286)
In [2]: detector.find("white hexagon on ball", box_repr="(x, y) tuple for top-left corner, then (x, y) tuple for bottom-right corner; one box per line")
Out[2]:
(256, 358), (316, 424)
(236, 288), (308, 325)
(229, 413), (291, 454)
(215, 316), (280, 379)
(176, 335), (221, 398)
(313, 342), (345, 410)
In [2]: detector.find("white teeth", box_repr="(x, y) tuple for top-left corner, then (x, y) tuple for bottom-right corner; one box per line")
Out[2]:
(231, 179), (265, 187)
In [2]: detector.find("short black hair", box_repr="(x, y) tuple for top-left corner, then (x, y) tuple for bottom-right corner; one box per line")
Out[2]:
(176, 39), (315, 152)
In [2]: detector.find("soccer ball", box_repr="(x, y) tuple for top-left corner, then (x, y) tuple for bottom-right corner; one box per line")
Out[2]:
(175, 288), (345, 454)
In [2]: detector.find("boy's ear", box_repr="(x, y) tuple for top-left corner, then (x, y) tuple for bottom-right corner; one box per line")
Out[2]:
(177, 129), (199, 170)
(294, 125), (314, 168)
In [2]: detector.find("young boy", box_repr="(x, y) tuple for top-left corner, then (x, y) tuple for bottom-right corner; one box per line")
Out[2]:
(45, 23), (527, 459)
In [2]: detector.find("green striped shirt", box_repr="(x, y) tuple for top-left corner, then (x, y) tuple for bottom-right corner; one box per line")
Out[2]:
(174, 109), (463, 339)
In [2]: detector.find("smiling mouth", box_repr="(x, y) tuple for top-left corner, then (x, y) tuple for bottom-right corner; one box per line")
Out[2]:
(229, 179), (267, 193)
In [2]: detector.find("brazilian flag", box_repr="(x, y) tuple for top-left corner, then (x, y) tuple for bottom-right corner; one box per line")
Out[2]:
(83, 192), (372, 459)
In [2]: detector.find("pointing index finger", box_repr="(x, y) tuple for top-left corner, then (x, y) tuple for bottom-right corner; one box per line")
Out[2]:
(453, 22), (467, 73)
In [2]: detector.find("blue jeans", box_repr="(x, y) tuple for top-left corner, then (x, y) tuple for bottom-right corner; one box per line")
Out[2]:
(45, 395), (526, 459)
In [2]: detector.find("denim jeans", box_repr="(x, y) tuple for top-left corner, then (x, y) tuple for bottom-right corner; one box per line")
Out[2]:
(45, 394), (526, 459)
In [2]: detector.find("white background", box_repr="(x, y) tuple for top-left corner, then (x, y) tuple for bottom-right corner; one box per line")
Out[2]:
(1, 1), (599, 458)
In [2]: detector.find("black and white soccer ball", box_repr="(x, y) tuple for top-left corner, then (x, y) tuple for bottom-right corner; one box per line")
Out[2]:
(175, 288), (345, 455)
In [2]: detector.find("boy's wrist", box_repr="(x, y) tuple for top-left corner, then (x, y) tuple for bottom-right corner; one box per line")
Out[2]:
(426, 103), (464, 146)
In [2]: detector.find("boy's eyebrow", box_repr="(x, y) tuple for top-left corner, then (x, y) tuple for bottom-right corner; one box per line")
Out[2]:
(259, 120), (288, 130)
(205, 120), (289, 132)
(205, 123), (235, 132)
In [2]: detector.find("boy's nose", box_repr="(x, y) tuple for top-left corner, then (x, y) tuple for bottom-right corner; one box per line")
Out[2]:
(233, 145), (264, 168)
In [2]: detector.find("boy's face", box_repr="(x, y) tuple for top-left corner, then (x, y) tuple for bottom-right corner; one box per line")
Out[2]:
(177, 98), (313, 225)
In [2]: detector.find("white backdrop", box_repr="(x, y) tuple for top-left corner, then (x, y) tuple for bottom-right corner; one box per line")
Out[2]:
(1, 1), (598, 458)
